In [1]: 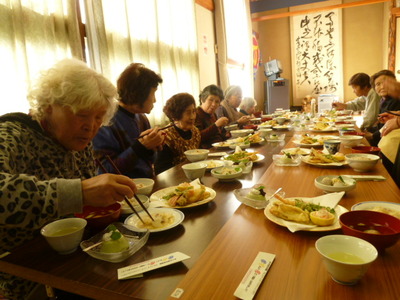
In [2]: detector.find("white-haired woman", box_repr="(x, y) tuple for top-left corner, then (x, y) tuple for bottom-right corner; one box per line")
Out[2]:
(239, 97), (257, 116)
(215, 85), (251, 126)
(0, 59), (137, 299)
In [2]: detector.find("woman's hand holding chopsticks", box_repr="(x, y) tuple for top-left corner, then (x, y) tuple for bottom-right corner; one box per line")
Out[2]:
(138, 126), (166, 151)
(81, 173), (137, 207)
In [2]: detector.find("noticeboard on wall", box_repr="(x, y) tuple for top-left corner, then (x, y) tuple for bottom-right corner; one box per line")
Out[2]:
(290, 8), (343, 104)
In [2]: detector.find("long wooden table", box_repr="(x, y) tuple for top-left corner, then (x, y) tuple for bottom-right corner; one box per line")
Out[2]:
(0, 133), (290, 299)
(169, 137), (400, 300)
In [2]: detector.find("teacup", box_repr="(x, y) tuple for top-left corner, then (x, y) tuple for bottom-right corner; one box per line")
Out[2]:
(324, 139), (341, 154)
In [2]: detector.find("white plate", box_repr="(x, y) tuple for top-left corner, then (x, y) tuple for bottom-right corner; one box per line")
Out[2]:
(222, 153), (265, 163)
(201, 159), (225, 170)
(293, 135), (339, 148)
(149, 186), (216, 208)
(351, 201), (400, 219)
(301, 155), (348, 167)
(264, 199), (348, 232)
(124, 207), (184, 233)
(212, 142), (231, 149)
(281, 148), (312, 156)
(309, 127), (338, 133)
(272, 125), (291, 130)
(208, 152), (228, 157)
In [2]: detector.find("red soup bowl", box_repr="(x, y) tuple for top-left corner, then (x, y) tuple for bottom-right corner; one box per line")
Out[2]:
(351, 146), (381, 155)
(339, 210), (400, 252)
(75, 202), (121, 230)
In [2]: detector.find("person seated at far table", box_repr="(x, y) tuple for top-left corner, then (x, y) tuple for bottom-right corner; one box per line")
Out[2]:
(216, 85), (251, 126)
(239, 97), (257, 116)
(195, 84), (229, 148)
(155, 93), (201, 174)
(0, 59), (137, 300)
(332, 72), (380, 131)
(93, 63), (164, 178)
(368, 70), (400, 146)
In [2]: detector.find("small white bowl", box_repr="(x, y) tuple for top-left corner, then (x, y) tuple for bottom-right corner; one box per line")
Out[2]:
(211, 166), (243, 181)
(182, 162), (207, 180)
(345, 153), (380, 172)
(41, 218), (87, 254)
(184, 149), (209, 162)
(315, 175), (356, 193)
(230, 129), (254, 138)
(257, 128), (273, 137)
(339, 135), (363, 148)
(132, 178), (155, 196)
(121, 194), (150, 215)
(228, 143), (250, 150)
(274, 117), (287, 125)
(315, 235), (378, 285)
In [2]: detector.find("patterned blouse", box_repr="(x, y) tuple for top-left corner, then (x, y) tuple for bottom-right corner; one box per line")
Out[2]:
(155, 125), (201, 174)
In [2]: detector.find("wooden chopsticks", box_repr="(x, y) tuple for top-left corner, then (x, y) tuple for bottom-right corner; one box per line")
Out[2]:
(104, 155), (154, 221)
(137, 123), (173, 139)
(94, 158), (152, 224)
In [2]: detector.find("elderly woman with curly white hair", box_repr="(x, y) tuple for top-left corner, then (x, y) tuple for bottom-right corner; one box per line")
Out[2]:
(0, 59), (137, 299)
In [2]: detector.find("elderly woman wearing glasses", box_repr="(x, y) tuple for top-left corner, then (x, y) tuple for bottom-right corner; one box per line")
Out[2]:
(215, 85), (251, 126)
(0, 59), (137, 299)
(195, 84), (230, 148)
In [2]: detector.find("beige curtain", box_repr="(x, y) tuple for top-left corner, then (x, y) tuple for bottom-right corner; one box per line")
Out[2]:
(0, 0), (83, 115)
(84, 0), (200, 126)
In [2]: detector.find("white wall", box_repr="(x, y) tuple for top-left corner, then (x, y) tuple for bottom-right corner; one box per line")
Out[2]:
(195, 4), (218, 90)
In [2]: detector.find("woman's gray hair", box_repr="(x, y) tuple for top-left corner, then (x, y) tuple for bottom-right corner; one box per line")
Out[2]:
(239, 97), (257, 111)
(28, 58), (118, 125)
(224, 85), (242, 101)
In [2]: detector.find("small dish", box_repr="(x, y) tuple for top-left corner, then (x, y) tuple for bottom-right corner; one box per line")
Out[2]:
(121, 194), (150, 215)
(80, 223), (149, 263)
(201, 159), (225, 170)
(233, 186), (285, 209)
(272, 154), (301, 166)
(315, 175), (356, 193)
(267, 133), (286, 142)
(124, 207), (184, 233)
(345, 153), (380, 172)
(211, 166), (243, 181)
(75, 202), (121, 229)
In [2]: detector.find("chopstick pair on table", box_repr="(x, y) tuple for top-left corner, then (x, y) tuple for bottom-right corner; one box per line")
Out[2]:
(95, 156), (154, 224)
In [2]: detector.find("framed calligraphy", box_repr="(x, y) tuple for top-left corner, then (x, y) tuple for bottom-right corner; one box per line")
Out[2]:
(290, 9), (343, 105)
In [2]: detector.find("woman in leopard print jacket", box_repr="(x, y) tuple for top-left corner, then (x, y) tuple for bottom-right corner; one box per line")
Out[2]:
(0, 59), (137, 299)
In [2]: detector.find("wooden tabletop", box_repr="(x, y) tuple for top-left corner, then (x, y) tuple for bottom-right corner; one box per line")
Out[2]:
(169, 136), (400, 300)
(0, 133), (292, 299)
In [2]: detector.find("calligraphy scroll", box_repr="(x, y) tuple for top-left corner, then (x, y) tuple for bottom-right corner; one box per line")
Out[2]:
(290, 9), (343, 105)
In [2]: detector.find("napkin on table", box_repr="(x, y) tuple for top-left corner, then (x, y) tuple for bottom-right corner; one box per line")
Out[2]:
(280, 191), (345, 233)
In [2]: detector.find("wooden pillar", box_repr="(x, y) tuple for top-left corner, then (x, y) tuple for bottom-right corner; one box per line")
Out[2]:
(388, 0), (396, 71)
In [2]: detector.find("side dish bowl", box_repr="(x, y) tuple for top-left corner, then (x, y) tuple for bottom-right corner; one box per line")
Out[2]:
(184, 149), (209, 162)
(121, 194), (150, 215)
(132, 178), (155, 196)
(211, 166), (243, 181)
(233, 186), (285, 209)
(80, 223), (149, 263)
(345, 153), (380, 172)
(314, 175), (356, 193)
(230, 129), (254, 138)
(338, 135), (363, 148)
(351, 146), (380, 155)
